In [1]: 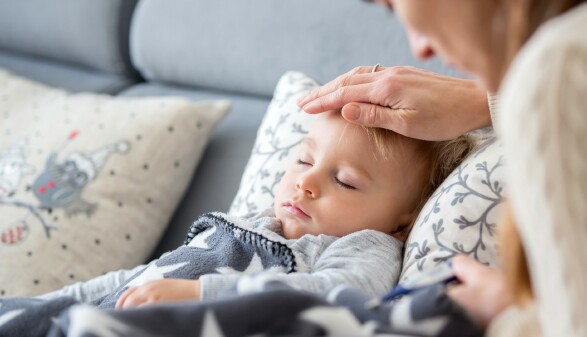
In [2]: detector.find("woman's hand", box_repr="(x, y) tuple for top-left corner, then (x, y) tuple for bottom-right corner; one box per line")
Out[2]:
(115, 279), (201, 309)
(298, 66), (491, 141)
(448, 255), (512, 328)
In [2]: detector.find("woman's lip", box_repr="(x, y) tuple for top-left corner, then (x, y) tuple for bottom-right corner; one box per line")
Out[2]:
(283, 202), (310, 218)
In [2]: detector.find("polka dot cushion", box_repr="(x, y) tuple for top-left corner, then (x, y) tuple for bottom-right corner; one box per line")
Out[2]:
(0, 69), (230, 296)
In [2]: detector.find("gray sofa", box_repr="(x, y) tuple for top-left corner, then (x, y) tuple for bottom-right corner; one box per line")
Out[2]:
(0, 0), (458, 260)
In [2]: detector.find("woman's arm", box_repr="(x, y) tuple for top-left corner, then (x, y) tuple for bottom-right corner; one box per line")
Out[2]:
(298, 66), (491, 141)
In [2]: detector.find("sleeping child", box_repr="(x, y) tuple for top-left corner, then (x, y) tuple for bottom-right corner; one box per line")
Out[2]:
(39, 110), (474, 309)
(0, 110), (474, 335)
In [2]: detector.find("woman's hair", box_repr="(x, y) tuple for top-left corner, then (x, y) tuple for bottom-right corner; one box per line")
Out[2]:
(499, 0), (586, 306)
(364, 127), (476, 238)
(500, 202), (534, 306)
(506, 0), (587, 61)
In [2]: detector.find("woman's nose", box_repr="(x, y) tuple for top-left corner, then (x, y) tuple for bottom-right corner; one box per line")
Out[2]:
(408, 31), (435, 60)
(296, 176), (319, 199)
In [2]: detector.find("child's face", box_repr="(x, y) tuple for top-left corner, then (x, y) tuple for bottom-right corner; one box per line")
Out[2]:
(274, 112), (425, 240)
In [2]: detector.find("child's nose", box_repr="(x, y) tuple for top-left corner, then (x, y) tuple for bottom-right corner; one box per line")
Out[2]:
(296, 176), (319, 199)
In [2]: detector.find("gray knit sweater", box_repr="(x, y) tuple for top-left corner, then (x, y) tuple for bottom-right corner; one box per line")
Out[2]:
(488, 4), (587, 336)
(40, 209), (403, 303)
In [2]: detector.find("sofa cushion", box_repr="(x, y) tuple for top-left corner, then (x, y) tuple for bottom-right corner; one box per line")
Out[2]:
(118, 83), (270, 257)
(130, 0), (458, 97)
(0, 70), (230, 296)
(0, 0), (137, 75)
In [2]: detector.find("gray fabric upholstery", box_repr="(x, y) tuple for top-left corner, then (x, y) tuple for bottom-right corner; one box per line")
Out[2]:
(0, 0), (138, 75)
(0, 0), (466, 264)
(130, 0), (459, 97)
(119, 83), (270, 256)
(0, 51), (138, 94)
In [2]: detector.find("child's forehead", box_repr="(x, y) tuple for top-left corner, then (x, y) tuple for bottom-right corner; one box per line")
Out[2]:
(307, 121), (381, 160)
(311, 112), (361, 134)
(309, 114), (384, 145)
(308, 113), (425, 163)
(309, 114), (368, 144)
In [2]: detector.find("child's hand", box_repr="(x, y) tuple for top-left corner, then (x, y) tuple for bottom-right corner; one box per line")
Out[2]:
(115, 279), (201, 309)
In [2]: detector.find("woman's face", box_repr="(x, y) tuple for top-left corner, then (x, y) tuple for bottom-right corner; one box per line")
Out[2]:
(381, 0), (505, 91)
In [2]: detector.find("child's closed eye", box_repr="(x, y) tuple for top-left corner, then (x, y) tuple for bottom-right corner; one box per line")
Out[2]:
(334, 177), (356, 190)
(297, 159), (312, 166)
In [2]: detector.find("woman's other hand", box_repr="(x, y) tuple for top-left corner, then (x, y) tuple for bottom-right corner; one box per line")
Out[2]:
(448, 255), (512, 328)
(298, 66), (491, 141)
(115, 279), (201, 309)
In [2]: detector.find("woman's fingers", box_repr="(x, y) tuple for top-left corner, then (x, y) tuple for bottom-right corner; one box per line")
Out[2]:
(341, 102), (408, 132)
(448, 255), (512, 328)
(298, 66), (492, 141)
(452, 254), (484, 282)
(298, 67), (381, 109)
(301, 82), (377, 114)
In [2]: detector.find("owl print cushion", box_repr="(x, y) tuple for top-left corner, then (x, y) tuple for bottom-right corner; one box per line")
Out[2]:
(0, 69), (230, 296)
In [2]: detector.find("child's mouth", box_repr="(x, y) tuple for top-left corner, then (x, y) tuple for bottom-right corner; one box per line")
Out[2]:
(283, 201), (310, 218)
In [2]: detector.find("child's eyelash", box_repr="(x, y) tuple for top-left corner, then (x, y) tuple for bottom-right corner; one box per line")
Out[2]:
(297, 159), (355, 190)
(334, 177), (355, 190)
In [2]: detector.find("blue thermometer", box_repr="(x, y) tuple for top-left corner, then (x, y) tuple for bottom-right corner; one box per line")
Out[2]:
(365, 260), (458, 309)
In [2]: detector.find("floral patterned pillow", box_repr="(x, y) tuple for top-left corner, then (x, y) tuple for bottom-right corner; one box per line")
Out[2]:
(229, 71), (319, 216)
(229, 71), (505, 284)
(400, 137), (505, 282)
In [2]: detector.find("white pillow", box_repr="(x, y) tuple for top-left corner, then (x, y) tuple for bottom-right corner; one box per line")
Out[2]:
(229, 71), (319, 216)
(0, 69), (230, 296)
(400, 137), (505, 282)
(229, 71), (504, 285)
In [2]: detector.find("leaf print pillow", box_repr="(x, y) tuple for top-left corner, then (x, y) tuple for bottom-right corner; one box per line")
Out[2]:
(228, 71), (319, 216)
(400, 137), (505, 282)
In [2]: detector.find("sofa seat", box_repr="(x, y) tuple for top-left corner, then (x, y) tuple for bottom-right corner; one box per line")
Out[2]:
(0, 50), (138, 94)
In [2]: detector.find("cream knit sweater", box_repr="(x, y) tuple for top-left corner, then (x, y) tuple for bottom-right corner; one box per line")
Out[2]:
(489, 3), (587, 337)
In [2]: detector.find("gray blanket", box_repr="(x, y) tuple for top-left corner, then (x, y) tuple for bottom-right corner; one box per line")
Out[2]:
(0, 213), (482, 337)
(0, 281), (482, 337)
(95, 212), (296, 308)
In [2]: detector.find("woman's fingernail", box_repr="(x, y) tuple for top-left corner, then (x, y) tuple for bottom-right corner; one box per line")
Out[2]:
(344, 104), (360, 121)
(297, 95), (307, 106)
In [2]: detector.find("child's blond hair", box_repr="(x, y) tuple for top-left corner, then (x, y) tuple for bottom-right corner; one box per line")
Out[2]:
(364, 127), (476, 238)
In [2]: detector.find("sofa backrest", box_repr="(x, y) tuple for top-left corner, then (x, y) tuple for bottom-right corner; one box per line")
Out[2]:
(130, 0), (460, 97)
(0, 0), (137, 76)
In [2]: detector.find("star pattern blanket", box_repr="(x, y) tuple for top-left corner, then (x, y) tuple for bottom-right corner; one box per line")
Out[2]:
(0, 280), (482, 337)
(94, 212), (296, 308)
(0, 212), (482, 337)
